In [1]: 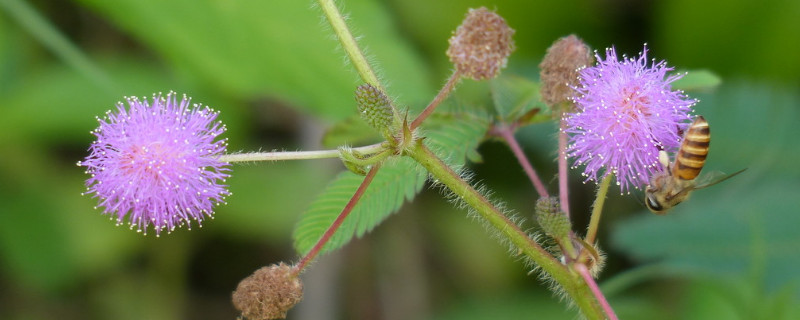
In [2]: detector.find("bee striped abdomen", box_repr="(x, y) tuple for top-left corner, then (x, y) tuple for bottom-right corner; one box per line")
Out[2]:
(673, 116), (710, 180)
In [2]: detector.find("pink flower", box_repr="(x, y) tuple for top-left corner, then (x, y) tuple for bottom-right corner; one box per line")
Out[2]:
(78, 92), (231, 235)
(563, 46), (696, 192)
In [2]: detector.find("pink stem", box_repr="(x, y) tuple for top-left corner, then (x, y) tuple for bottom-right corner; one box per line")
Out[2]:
(293, 163), (382, 275)
(575, 263), (618, 320)
(410, 70), (461, 130)
(494, 125), (549, 198)
(558, 119), (570, 217)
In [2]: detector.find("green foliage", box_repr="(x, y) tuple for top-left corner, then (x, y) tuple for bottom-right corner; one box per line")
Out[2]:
(656, 0), (800, 81)
(431, 289), (577, 320)
(74, 0), (434, 121)
(671, 69), (722, 92)
(293, 114), (489, 255)
(425, 113), (491, 164)
(490, 75), (551, 124)
(612, 82), (800, 296)
(0, 57), (176, 293)
(322, 115), (383, 148)
(293, 158), (426, 255)
(678, 278), (800, 320)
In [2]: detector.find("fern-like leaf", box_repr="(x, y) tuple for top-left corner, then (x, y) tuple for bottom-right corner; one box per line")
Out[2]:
(292, 113), (489, 256)
(293, 158), (425, 255)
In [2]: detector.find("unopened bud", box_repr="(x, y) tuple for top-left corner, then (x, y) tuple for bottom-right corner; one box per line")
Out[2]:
(447, 7), (515, 81)
(355, 84), (394, 131)
(232, 263), (303, 320)
(539, 35), (593, 108)
(535, 197), (571, 239)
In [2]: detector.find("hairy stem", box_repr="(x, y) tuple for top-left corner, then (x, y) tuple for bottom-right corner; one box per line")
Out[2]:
(316, 0), (381, 88)
(585, 174), (613, 245)
(218, 143), (384, 163)
(558, 119), (571, 217)
(406, 141), (605, 319)
(293, 163), (382, 276)
(493, 124), (550, 198)
(575, 263), (618, 320)
(300, 0), (391, 277)
(410, 69), (461, 130)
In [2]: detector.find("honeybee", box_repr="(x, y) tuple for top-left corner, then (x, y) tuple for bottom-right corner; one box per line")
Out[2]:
(645, 116), (745, 214)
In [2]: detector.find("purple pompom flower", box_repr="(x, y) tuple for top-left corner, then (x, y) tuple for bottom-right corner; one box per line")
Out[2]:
(78, 92), (231, 235)
(563, 45), (696, 192)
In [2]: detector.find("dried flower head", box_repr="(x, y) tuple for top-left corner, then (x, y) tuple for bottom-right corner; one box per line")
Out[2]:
(232, 263), (304, 320)
(78, 92), (231, 235)
(563, 45), (696, 192)
(539, 35), (593, 108)
(447, 7), (515, 80)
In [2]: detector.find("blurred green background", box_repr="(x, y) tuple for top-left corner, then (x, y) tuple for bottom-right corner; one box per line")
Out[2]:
(1, 0), (799, 319)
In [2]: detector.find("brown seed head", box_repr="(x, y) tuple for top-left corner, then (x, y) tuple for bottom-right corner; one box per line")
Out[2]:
(232, 263), (303, 320)
(447, 7), (515, 81)
(539, 35), (593, 108)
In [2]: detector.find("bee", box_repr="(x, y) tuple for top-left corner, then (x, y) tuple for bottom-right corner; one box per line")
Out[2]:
(645, 115), (745, 214)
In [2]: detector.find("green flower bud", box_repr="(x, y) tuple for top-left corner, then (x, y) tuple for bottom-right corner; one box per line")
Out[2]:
(535, 197), (571, 239)
(355, 84), (394, 131)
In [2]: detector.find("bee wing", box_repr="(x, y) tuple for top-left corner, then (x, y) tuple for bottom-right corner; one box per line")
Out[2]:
(692, 168), (748, 190)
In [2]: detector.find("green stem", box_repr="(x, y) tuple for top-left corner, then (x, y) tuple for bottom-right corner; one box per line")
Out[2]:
(585, 174), (613, 245)
(316, 0), (381, 88)
(559, 233), (579, 260)
(339, 147), (393, 167)
(218, 143), (384, 163)
(406, 141), (605, 319)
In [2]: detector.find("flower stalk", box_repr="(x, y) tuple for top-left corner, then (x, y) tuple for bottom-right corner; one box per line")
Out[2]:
(492, 124), (549, 198)
(558, 118), (571, 217)
(293, 163), (383, 276)
(410, 69), (461, 130)
(585, 173), (613, 245)
(219, 143), (385, 163)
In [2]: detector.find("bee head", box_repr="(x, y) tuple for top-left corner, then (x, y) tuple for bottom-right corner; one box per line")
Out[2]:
(645, 193), (665, 213)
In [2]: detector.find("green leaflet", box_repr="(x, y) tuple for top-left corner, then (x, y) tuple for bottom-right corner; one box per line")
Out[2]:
(424, 113), (491, 164)
(321, 114), (382, 148)
(293, 114), (489, 255)
(490, 75), (550, 123)
(293, 158), (426, 255)
(671, 69), (722, 92)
